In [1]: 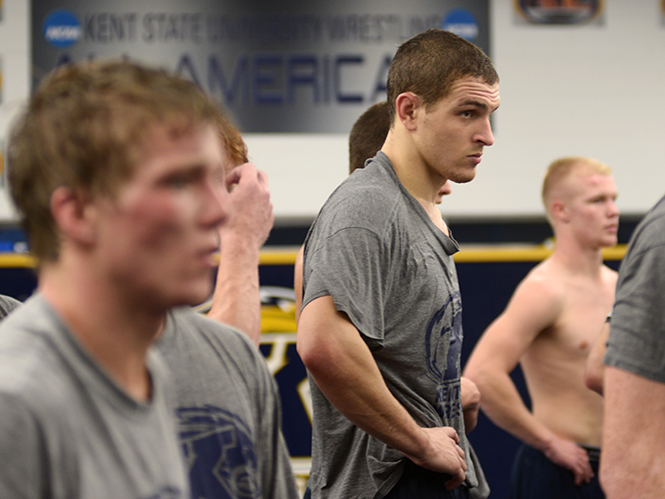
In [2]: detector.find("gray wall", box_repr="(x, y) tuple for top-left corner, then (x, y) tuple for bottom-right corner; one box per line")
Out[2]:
(1, 0), (663, 221)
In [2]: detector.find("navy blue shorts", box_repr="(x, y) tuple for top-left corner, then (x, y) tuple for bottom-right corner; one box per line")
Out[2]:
(510, 443), (604, 499)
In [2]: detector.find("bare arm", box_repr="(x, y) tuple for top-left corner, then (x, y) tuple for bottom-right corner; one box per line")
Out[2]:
(601, 367), (665, 498)
(297, 295), (467, 489)
(207, 163), (274, 345)
(463, 275), (593, 484)
(584, 321), (609, 395)
(460, 376), (480, 434)
(294, 246), (304, 325)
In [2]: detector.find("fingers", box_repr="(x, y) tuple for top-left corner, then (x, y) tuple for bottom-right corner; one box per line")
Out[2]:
(457, 444), (467, 468)
(443, 426), (460, 444)
(572, 451), (594, 485)
(226, 162), (262, 190)
(225, 163), (242, 190)
(445, 469), (466, 491)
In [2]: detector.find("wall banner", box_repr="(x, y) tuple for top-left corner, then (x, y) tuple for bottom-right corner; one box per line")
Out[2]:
(32, 0), (489, 133)
(514, 0), (604, 25)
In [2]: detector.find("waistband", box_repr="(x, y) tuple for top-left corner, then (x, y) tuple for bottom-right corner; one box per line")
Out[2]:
(579, 444), (601, 462)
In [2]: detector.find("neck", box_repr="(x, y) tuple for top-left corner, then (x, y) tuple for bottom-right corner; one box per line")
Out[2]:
(38, 255), (164, 402)
(550, 232), (606, 277)
(382, 129), (446, 206)
(382, 134), (449, 235)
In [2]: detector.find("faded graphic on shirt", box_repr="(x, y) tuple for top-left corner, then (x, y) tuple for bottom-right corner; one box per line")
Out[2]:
(425, 291), (463, 421)
(176, 405), (261, 499)
(142, 486), (186, 499)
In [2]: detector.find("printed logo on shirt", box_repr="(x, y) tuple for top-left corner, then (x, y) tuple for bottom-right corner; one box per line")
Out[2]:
(142, 486), (185, 499)
(424, 291), (463, 421)
(176, 405), (259, 499)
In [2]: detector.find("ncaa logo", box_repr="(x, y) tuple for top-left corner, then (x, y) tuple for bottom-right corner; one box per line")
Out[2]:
(43, 9), (81, 48)
(442, 9), (479, 42)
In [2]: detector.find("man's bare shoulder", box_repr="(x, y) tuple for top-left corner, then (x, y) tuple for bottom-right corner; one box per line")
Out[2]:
(477, 259), (566, 349)
(601, 263), (619, 284)
(511, 259), (567, 311)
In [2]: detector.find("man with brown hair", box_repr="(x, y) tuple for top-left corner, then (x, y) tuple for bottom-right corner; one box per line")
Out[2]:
(205, 114), (274, 345)
(464, 156), (619, 498)
(154, 112), (297, 499)
(1, 59), (230, 498)
(297, 29), (499, 499)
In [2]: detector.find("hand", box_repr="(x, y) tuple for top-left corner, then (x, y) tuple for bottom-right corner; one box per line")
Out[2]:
(543, 436), (593, 485)
(404, 426), (467, 490)
(223, 163), (274, 249)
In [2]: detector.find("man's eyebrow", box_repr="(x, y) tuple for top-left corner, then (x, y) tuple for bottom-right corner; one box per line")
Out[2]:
(456, 99), (500, 112)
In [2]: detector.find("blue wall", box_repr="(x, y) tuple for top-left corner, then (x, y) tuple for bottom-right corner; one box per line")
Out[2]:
(0, 250), (622, 498)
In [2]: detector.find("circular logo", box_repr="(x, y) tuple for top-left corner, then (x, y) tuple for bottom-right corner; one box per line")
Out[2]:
(43, 9), (81, 48)
(442, 9), (479, 42)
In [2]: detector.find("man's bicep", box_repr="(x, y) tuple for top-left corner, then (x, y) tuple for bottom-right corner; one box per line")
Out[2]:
(297, 295), (359, 369)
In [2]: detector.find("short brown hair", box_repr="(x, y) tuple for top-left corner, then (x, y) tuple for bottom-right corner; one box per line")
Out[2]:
(8, 60), (226, 263)
(217, 114), (248, 169)
(542, 156), (612, 220)
(386, 29), (498, 124)
(348, 101), (391, 174)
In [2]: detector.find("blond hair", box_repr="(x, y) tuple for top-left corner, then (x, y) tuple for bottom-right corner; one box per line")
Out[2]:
(542, 156), (612, 221)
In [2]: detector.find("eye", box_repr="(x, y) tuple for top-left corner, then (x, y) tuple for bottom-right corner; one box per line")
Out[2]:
(166, 175), (191, 189)
(163, 171), (198, 189)
(460, 110), (473, 118)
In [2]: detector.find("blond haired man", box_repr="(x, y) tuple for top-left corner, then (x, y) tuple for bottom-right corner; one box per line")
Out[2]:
(465, 156), (619, 498)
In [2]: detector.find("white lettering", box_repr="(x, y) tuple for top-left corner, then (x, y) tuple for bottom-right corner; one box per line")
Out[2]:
(45, 25), (81, 42)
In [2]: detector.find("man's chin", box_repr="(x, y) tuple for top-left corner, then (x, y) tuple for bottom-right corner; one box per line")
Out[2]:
(449, 170), (476, 184)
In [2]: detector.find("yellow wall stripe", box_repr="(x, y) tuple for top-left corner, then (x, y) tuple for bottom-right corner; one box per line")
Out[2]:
(258, 244), (628, 265)
(0, 244), (627, 269)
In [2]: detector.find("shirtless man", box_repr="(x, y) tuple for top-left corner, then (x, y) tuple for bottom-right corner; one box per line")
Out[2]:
(464, 156), (619, 498)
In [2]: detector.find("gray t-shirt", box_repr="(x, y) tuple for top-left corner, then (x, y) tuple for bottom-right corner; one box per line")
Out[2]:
(605, 194), (665, 383)
(0, 294), (21, 320)
(0, 294), (189, 499)
(302, 152), (476, 499)
(155, 307), (298, 499)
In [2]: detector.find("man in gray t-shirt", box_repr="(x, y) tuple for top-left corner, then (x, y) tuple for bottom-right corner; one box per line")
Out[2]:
(0, 294), (20, 320)
(156, 307), (299, 499)
(297, 29), (500, 499)
(600, 194), (665, 497)
(1, 60), (237, 498)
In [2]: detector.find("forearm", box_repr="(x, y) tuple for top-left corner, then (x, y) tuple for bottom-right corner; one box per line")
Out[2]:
(302, 322), (429, 458)
(467, 369), (556, 450)
(460, 377), (480, 434)
(207, 231), (261, 345)
(298, 295), (466, 482)
(601, 367), (665, 498)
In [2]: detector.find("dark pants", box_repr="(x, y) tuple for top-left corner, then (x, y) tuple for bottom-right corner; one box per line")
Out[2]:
(303, 462), (470, 499)
(510, 443), (604, 499)
(383, 460), (470, 499)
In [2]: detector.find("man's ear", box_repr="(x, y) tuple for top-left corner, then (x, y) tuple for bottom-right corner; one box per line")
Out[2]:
(50, 186), (96, 245)
(395, 92), (421, 131)
(551, 200), (570, 224)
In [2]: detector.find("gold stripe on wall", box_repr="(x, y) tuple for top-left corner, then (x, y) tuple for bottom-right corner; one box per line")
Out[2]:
(257, 244), (628, 266)
(0, 244), (627, 269)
